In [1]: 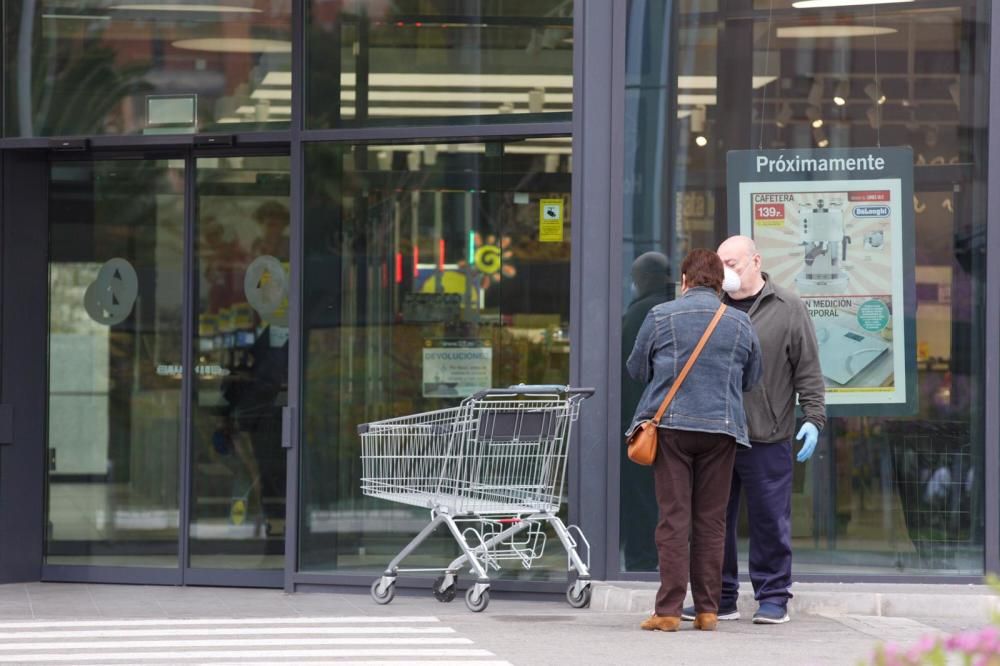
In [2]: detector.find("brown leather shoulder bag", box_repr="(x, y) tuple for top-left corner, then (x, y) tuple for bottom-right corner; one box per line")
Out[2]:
(626, 303), (727, 466)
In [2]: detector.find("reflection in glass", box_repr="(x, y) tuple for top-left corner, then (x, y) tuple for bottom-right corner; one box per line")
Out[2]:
(307, 1), (573, 128)
(621, 0), (987, 575)
(3, 1), (292, 137)
(46, 160), (185, 567)
(300, 139), (572, 574)
(190, 156), (291, 570)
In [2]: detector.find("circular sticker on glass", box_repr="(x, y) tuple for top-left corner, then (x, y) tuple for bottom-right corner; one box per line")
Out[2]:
(244, 255), (288, 324)
(857, 299), (890, 332)
(83, 258), (139, 326)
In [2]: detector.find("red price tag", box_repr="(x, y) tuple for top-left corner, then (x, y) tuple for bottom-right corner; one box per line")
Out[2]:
(754, 203), (785, 220)
(849, 191), (890, 202)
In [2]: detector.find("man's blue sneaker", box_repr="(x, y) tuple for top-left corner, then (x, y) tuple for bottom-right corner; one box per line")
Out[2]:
(752, 602), (790, 624)
(681, 604), (739, 621)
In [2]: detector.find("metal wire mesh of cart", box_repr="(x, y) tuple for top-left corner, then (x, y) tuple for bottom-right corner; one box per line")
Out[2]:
(359, 389), (586, 516)
(887, 420), (977, 570)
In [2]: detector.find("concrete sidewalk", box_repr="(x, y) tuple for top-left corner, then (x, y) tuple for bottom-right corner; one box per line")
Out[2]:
(593, 580), (1000, 621)
(0, 581), (988, 665)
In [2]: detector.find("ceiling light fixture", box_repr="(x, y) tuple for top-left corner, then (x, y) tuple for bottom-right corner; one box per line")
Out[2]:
(813, 127), (829, 148)
(677, 94), (717, 106)
(677, 76), (778, 90)
(807, 80), (823, 107)
(42, 13), (110, 20)
(776, 25), (897, 39)
(690, 106), (707, 133)
(262, 72), (577, 90)
(775, 103), (793, 128)
(695, 135), (708, 147)
(172, 38), (291, 53)
(833, 80), (849, 106)
(866, 107), (879, 129)
(864, 82), (886, 105)
(806, 105), (824, 129)
(113, 3), (261, 12)
(792, 0), (913, 8)
(252, 89), (575, 105)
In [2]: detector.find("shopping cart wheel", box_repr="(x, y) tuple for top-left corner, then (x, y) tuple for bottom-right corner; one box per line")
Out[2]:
(465, 586), (490, 612)
(432, 575), (457, 602)
(566, 583), (592, 609)
(370, 578), (395, 605)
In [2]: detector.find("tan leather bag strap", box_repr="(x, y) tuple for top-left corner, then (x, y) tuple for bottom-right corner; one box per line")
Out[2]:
(650, 302), (727, 426)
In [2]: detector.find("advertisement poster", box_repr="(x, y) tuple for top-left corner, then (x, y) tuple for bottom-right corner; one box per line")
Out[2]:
(422, 339), (493, 398)
(727, 148), (915, 409)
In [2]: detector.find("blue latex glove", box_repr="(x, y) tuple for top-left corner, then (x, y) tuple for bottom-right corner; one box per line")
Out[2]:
(795, 422), (819, 462)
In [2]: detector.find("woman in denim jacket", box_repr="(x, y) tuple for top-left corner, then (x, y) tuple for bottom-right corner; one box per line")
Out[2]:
(627, 249), (762, 633)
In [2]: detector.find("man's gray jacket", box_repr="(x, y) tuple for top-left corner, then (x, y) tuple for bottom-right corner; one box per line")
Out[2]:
(725, 274), (826, 443)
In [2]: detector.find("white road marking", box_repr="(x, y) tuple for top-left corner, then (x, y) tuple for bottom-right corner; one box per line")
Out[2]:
(0, 648), (499, 663)
(0, 636), (473, 651)
(204, 662), (514, 666)
(0, 616), (508, 664)
(0, 625), (456, 639)
(0, 616), (440, 629)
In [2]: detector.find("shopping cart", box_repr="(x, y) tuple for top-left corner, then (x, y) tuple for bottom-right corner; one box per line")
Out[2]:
(359, 385), (594, 612)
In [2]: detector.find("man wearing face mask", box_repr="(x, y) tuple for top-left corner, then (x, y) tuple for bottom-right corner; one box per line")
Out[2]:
(681, 235), (825, 625)
(620, 252), (674, 570)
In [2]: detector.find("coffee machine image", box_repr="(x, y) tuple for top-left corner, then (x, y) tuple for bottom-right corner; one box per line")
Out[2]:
(795, 199), (851, 293)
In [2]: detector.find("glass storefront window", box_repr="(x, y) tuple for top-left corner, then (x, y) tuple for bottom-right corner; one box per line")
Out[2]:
(622, 0), (988, 575)
(306, 1), (573, 128)
(300, 138), (572, 574)
(3, 1), (292, 137)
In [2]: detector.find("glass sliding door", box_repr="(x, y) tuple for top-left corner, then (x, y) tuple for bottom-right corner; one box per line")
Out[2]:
(45, 152), (292, 582)
(189, 155), (291, 571)
(46, 158), (185, 568)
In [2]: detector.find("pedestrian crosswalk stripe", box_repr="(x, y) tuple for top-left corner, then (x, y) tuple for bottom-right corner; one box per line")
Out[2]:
(0, 637), (473, 651)
(0, 617), (507, 664)
(208, 662), (512, 666)
(0, 648), (499, 663)
(0, 626), (456, 640)
(0, 616), (439, 629)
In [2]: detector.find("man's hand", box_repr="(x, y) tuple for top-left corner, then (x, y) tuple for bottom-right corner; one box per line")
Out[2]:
(795, 422), (819, 462)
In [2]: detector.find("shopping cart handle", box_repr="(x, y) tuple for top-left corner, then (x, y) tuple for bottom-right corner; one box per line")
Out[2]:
(470, 385), (596, 399)
(515, 384), (596, 399)
(357, 423), (370, 435)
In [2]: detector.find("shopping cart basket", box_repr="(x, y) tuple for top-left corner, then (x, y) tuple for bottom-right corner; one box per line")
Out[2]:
(359, 385), (594, 612)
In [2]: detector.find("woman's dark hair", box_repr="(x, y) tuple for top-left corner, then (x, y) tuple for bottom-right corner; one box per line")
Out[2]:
(681, 248), (723, 293)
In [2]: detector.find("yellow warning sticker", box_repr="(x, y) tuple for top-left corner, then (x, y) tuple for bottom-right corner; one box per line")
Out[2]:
(539, 198), (564, 242)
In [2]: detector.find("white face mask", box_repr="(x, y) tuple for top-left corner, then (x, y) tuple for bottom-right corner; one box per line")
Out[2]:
(722, 266), (742, 294)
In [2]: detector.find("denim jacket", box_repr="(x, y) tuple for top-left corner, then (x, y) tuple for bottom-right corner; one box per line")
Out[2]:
(626, 287), (763, 447)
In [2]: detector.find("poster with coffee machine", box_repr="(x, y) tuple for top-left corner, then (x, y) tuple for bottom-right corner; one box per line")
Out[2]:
(727, 148), (916, 411)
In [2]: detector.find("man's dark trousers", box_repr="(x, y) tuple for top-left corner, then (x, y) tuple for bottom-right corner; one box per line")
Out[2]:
(720, 439), (793, 609)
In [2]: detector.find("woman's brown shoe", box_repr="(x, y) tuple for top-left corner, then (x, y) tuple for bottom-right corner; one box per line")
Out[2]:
(693, 613), (719, 631)
(640, 615), (681, 632)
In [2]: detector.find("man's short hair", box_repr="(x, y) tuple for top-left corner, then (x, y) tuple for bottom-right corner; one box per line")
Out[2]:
(254, 200), (289, 223)
(681, 248), (723, 293)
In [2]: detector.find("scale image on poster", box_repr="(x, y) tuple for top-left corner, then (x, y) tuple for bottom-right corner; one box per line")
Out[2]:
(727, 148), (916, 410)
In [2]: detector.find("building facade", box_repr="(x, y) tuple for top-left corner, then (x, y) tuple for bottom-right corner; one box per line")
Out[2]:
(0, 0), (994, 595)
